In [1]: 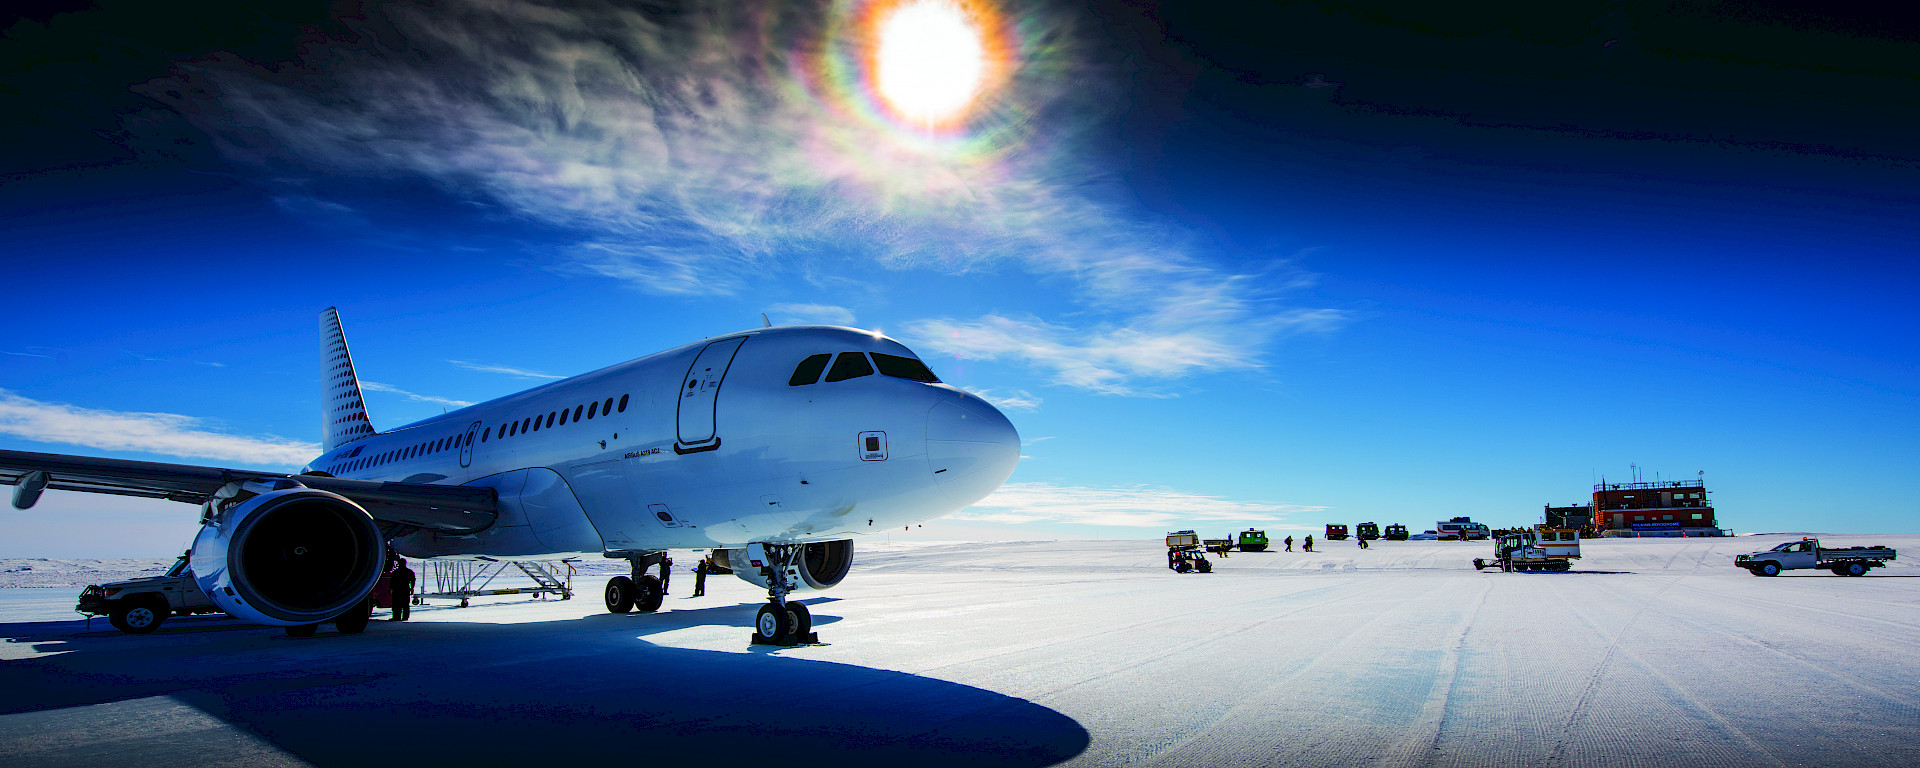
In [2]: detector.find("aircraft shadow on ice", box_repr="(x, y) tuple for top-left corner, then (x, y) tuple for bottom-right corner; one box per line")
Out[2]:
(0, 603), (1091, 768)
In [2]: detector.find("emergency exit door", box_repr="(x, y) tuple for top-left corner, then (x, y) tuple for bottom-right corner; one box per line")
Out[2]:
(675, 337), (746, 452)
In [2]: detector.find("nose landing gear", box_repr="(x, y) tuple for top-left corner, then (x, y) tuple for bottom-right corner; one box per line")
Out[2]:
(748, 543), (818, 646)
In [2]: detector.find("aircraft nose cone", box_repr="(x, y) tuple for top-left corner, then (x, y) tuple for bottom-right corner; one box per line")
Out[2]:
(926, 395), (1020, 507)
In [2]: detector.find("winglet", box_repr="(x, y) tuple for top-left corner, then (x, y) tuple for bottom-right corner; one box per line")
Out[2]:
(320, 308), (375, 452)
(761, 313), (772, 328)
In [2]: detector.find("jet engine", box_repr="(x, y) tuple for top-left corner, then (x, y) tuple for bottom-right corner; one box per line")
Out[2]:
(717, 539), (853, 591)
(190, 483), (385, 626)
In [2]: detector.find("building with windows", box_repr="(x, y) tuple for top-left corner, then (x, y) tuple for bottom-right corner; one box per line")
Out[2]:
(1590, 477), (1721, 536)
(1543, 504), (1595, 532)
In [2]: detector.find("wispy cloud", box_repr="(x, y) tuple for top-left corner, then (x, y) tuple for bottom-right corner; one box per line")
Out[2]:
(768, 303), (856, 326)
(958, 482), (1326, 528)
(141, 0), (1343, 396)
(126, 351), (226, 368)
(0, 390), (317, 467)
(360, 381), (475, 409)
(3, 351), (53, 359)
(448, 360), (563, 380)
(969, 388), (1042, 412)
(913, 306), (1346, 395)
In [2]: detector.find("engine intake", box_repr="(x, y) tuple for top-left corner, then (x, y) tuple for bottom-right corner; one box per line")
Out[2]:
(718, 540), (853, 592)
(191, 486), (385, 626)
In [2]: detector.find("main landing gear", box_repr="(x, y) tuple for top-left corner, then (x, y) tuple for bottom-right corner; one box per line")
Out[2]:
(748, 543), (817, 647)
(604, 551), (666, 614)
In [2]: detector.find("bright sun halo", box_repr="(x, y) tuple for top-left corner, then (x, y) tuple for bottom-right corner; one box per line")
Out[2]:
(875, 0), (987, 127)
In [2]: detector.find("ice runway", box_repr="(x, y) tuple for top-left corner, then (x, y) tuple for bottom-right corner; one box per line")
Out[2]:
(3, 535), (1917, 767)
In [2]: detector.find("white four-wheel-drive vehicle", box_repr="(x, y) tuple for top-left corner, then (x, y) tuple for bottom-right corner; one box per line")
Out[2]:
(1735, 538), (1896, 577)
(75, 552), (222, 634)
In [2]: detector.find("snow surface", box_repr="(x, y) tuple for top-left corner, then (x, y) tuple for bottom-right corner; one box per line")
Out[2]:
(2, 535), (1917, 767)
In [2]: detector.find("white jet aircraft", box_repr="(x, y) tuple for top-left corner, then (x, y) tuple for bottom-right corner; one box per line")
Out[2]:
(1, 308), (1020, 644)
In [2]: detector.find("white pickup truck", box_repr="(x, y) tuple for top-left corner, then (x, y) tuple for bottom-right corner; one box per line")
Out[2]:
(1734, 538), (1897, 577)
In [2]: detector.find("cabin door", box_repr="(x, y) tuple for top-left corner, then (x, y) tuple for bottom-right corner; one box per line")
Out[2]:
(458, 421), (481, 469)
(675, 337), (746, 453)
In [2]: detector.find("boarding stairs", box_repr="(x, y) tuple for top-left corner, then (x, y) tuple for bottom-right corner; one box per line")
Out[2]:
(415, 559), (575, 607)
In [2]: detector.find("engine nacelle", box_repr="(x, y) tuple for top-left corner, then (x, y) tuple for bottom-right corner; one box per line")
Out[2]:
(191, 485), (385, 626)
(718, 540), (853, 592)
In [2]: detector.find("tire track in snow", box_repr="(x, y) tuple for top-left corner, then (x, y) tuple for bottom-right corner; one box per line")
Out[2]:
(1554, 574), (1792, 768)
(1664, 580), (1920, 635)
(1374, 577), (1492, 768)
(921, 573), (1422, 693)
(1643, 598), (1920, 711)
(1542, 570), (1685, 766)
(1102, 575), (1475, 767)
(905, 575), (1436, 765)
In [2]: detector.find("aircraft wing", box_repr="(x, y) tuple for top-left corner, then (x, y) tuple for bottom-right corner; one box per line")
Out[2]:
(0, 449), (496, 534)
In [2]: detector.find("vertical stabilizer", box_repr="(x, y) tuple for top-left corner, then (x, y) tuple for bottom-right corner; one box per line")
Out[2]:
(320, 307), (375, 452)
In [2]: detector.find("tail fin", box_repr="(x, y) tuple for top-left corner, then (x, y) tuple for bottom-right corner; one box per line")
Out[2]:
(320, 307), (375, 452)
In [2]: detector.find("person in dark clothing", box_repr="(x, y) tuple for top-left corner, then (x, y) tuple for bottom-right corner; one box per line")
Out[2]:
(1284, 535), (1294, 552)
(660, 554), (673, 595)
(389, 559), (416, 621)
(692, 558), (708, 597)
(1358, 536), (1370, 549)
(1303, 535), (1314, 552)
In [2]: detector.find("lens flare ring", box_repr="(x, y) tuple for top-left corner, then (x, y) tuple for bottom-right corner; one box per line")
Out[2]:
(800, 0), (1019, 154)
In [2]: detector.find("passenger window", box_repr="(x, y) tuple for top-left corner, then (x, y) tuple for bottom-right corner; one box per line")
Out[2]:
(482, 428), (491, 442)
(789, 354), (831, 386)
(587, 401), (598, 419)
(558, 409), (569, 426)
(547, 412), (556, 428)
(603, 397), (614, 414)
(618, 394), (629, 412)
(872, 353), (941, 383)
(532, 416), (542, 432)
(522, 417), (532, 433)
(573, 405), (583, 422)
(825, 352), (875, 382)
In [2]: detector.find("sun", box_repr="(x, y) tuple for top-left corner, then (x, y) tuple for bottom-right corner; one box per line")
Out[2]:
(872, 0), (989, 128)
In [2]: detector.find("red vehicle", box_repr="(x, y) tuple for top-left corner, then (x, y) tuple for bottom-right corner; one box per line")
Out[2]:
(1324, 524), (1350, 541)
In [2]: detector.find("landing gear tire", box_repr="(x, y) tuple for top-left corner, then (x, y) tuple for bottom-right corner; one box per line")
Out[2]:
(786, 601), (812, 639)
(112, 602), (165, 635)
(636, 574), (665, 613)
(605, 576), (636, 614)
(1758, 562), (1782, 577)
(755, 603), (793, 644)
(1844, 562), (1869, 577)
(334, 597), (372, 634)
(285, 624), (319, 638)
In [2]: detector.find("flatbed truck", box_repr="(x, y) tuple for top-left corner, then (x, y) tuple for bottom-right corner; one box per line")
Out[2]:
(1735, 538), (1896, 577)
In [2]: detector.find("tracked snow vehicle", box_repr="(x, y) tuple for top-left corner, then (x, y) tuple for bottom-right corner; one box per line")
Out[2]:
(1473, 527), (1581, 573)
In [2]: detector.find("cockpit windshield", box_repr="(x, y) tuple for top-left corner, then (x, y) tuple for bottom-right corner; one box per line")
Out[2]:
(790, 351), (941, 385)
(872, 352), (940, 383)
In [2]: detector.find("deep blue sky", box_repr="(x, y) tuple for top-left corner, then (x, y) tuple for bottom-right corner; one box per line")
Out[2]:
(3, 1), (1916, 556)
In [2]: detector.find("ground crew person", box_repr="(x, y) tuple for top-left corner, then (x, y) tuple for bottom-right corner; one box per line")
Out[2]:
(660, 554), (673, 595)
(1358, 536), (1370, 549)
(693, 558), (709, 597)
(1304, 535), (1314, 552)
(1284, 535), (1294, 552)
(389, 559), (416, 621)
